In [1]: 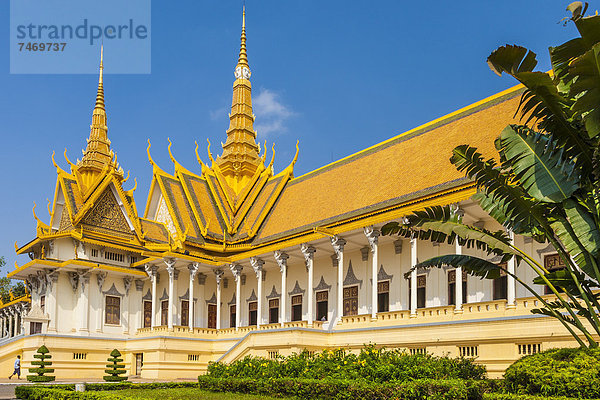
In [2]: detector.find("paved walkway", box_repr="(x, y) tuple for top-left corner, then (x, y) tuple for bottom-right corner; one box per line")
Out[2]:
(0, 377), (198, 399)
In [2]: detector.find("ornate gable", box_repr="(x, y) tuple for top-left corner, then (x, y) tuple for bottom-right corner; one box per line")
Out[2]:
(81, 188), (132, 235)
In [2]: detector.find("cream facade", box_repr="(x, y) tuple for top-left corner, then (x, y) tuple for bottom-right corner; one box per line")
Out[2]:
(3, 11), (585, 380)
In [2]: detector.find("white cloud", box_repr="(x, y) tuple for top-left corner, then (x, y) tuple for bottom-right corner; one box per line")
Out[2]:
(253, 88), (296, 138)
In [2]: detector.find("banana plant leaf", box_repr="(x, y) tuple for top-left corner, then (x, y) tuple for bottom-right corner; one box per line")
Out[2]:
(495, 125), (580, 202)
(404, 254), (505, 280)
(567, 42), (600, 139)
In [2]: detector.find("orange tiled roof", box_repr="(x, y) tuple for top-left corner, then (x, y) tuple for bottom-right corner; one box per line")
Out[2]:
(253, 88), (523, 243)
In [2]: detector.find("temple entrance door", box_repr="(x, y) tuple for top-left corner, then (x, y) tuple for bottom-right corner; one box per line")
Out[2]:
(207, 304), (217, 329)
(343, 285), (358, 316)
(143, 301), (152, 328)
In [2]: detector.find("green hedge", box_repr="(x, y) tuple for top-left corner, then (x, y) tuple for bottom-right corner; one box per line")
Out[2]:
(197, 375), (486, 400)
(483, 394), (600, 400)
(15, 382), (202, 399)
(504, 348), (600, 398)
(208, 345), (486, 382)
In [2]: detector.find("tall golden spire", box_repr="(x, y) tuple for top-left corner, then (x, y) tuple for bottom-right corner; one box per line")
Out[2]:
(215, 6), (262, 193)
(78, 45), (120, 180)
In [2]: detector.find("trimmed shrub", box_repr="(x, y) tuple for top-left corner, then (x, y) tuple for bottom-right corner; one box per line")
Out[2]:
(197, 376), (484, 400)
(103, 349), (128, 382)
(207, 345), (486, 383)
(27, 345), (55, 382)
(504, 347), (600, 398)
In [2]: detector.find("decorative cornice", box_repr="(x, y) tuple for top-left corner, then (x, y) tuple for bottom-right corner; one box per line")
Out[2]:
(205, 293), (217, 305)
(314, 276), (331, 292)
(288, 280), (305, 296)
(246, 289), (257, 302)
(103, 283), (124, 297)
(179, 288), (197, 301)
(266, 285), (280, 299)
(343, 261), (362, 288)
(142, 289), (152, 301)
(159, 288), (168, 301)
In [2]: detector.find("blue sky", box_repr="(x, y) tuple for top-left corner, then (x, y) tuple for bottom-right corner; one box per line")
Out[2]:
(0, 1), (582, 276)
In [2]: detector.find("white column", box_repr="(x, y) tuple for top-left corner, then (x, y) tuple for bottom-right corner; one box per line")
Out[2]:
(274, 251), (289, 326)
(455, 241), (463, 313)
(8, 310), (13, 337)
(144, 264), (158, 328)
(365, 227), (380, 320)
(1, 314), (4, 337)
(188, 263), (199, 331)
(215, 269), (223, 329)
(507, 230), (516, 309)
(47, 270), (59, 332)
(410, 238), (417, 317)
(165, 258), (176, 329)
(78, 271), (91, 332)
(95, 272), (107, 332)
(301, 244), (316, 326)
(331, 236), (346, 320)
(250, 257), (264, 327)
(230, 264), (243, 330)
(122, 278), (132, 334)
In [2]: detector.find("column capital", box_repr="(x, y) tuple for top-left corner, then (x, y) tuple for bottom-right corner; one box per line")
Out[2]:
(274, 251), (289, 273)
(96, 271), (108, 293)
(331, 235), (346, 259)
(188, 263), (200, 280)
(123, 277), (133, 295)
(250, 257), (264, 278)
(300, 243), (316, 262)
(364, 226), (380, 252)
(144, 264), (158, 279)
(214, 268), (225, 285)
(165, 258), (176, 278)
(230, 264), (243, 281)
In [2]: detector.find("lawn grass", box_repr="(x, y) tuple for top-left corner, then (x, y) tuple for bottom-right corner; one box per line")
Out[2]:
(94, 387), (282, 399)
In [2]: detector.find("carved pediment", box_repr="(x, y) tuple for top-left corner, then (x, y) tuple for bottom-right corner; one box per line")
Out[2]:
(81, 188), (131, 234)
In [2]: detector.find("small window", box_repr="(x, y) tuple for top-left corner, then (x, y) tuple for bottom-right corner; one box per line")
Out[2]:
(229, 305), (236, 328)
(73, 353), (87, 360)
(316, 291), (328, 321)
(30, 322), (42, 334)
(105, 296), (121, 325)
(377, 281), (389, 312)
(91, 248), (98, 258)
(40, 296), (45, 313)
(130, 256), (138, 265)
(409, 347), (426, 355)
(408, 275), (426, 308)
(269, 299), (279, 324)
(268, 350), (279, 359)
(105, 251), (124, 263)
(249, 301), (258, 326)
(518, 343), (541, 355)
(291, 295), (302, 321)
(459, 346), (478, 357)
(187, 354), (200, 362)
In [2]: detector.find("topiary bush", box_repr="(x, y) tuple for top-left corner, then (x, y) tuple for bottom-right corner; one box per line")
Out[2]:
(504, 347), (600, 398)
(27, 345), (55, 382)
(207, 344), (486, 382)
(103, 349), (128, 382)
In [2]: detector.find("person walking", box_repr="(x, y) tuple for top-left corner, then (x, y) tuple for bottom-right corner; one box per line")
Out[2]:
(8, 355), (20, 379)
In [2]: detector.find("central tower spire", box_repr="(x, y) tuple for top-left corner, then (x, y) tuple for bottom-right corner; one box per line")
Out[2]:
(77, 46), (122, 187)
(215, 6), (262, 193)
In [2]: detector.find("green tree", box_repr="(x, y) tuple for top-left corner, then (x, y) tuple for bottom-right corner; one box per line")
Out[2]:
(103, 349), (128, 382)
(27, 345), (55, 382)
(383, 2), (600, 348)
